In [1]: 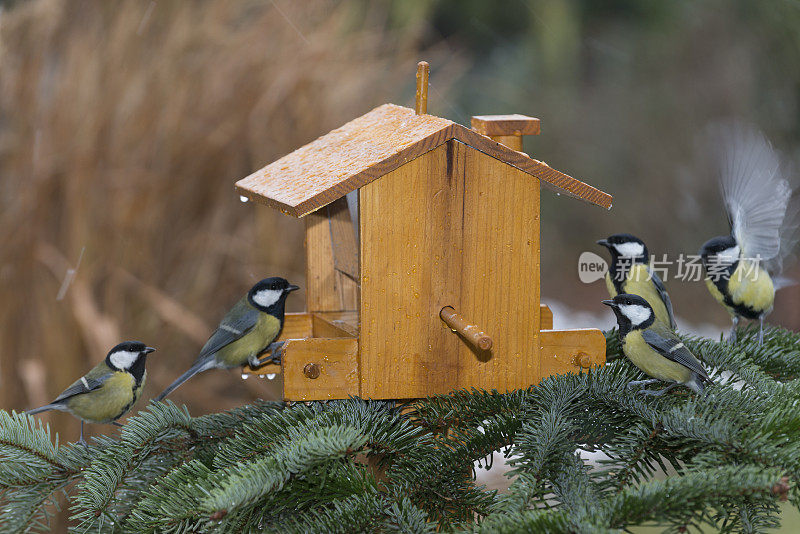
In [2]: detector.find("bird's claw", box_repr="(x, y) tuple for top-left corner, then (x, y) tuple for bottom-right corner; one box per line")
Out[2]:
(639, 389), (661, 396)
(250, 342), (286, 368)
(638, 383), (678, 397)
(627, 379), (659, 390)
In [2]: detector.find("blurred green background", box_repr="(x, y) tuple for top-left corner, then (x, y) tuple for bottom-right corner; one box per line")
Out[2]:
(1, 0), (799, 530)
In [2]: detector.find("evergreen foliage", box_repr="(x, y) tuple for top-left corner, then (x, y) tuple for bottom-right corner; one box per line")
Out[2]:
(1, 325), (799, 533)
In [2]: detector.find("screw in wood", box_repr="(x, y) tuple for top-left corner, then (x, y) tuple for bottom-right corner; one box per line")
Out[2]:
(303, 363), (321, 379)
(575, 352), (592, 369)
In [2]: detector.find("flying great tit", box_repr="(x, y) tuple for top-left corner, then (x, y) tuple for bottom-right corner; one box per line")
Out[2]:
(154, 277), (299, 401)
(603, 294), (710, 396)
(699, 123), (798, 344)
(597, 234), (677, 330)
(26, 341), (156, 447)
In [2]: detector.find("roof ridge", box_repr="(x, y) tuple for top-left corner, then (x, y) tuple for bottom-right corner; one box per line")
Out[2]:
(235, 104), (611, 217)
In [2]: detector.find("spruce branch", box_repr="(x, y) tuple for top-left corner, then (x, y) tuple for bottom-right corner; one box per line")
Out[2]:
(0, 327), (798, 533)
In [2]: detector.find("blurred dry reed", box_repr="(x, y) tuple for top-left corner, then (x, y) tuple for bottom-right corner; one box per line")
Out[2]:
(0, 0), (459, 447)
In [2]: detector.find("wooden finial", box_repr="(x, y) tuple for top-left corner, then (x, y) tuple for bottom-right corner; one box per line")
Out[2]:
(440, 306), (493, 352)
(415, 61), (429, 115)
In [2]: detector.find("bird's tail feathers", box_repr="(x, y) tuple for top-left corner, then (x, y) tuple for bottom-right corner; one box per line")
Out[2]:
(25, 404), (62, 416)
(688, 374), (707, 396)
(774, 275), (797, 291)
(153, 359), (216, 402)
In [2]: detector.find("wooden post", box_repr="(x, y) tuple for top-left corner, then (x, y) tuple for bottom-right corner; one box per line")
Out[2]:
(440, 306), (493, 351)
(415, 61), (429, 115)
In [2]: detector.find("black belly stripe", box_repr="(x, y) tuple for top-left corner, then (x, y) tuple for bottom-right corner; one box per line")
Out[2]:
(111, 375), (143, 422)
(111, 389), (140, 421)
(711, 267), (763, 320)
(609, 263), (627, 294)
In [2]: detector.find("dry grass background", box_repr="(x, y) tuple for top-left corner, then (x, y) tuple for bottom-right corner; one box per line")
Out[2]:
(0, 2), (455, 528)
(2, 0), (800, 530)
(0, 0), (462, 441)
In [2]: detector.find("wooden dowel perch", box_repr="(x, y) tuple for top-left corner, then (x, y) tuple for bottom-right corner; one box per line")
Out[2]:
(415, 61), (429, 115)
(440, 306), (493, 351)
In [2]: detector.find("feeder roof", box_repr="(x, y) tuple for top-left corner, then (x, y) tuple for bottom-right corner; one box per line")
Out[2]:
(236, 104), (612, 217)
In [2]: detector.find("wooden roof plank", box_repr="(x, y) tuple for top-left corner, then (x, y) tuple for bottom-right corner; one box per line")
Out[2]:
(235, 104), (612, 216)
(236, 104), (454, 217)
(451, 125), (613, 209)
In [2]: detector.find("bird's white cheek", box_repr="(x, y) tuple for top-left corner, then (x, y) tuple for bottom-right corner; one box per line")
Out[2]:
(717, 245), (740, 264)
(619, 304), (651, 325)
(109, 351), (139, 370)
(614, 242), (645, 258)
(252, 289), (282, 308)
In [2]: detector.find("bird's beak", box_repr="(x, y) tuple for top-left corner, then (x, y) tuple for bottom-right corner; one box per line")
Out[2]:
(601, 300), (615, 307)
(144, 347), (156, 354)
(286, 284), (300, 292)
(596, 239), (609, 247)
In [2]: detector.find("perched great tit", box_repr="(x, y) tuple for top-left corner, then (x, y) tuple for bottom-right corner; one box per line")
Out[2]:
(699, 124), (798, 344)
(154, 277), (299, 401)
(26, 341), (156, 447)
(603, 294), (710, 396)
(597, 234), (677, 330)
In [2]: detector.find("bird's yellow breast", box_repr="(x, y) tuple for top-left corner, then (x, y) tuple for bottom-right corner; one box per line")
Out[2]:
(606, 265), (672, 328)
(623, 330), (692, 384)
(728, 261), (774, 314)
(215, 313), (283, 368)
(66, 372), (145, 424)
(604, 271), (618, 298)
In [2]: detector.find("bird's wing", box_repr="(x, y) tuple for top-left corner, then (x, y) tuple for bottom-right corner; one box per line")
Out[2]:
(711, 121), (794, 264)
(647, 266), (677, 329)
(197, 297), (260, 359)
(642, 329), (710, 381)
(52, 369), (112, 404)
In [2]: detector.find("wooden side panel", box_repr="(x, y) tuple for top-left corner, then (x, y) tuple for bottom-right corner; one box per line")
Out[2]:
(279, 312), (314, 341)
(305, 206), (358, 313)
(456, 146), (541, 391)
(305, 211), (339, 312)
(327, 200), (359, 311)
(282, 338), (360, 400)
(540, 304), (553, 330)
(360, 142), (543, 398)
(313, 311), (359, 338)
(313, 314), (356, 338)
(359, 143), (463, 398)
(328, 197), (359, 279)
(538, 329), (606, 379)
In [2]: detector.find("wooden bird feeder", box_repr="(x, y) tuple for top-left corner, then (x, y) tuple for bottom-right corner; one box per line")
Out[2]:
(237, 62), (612, 401)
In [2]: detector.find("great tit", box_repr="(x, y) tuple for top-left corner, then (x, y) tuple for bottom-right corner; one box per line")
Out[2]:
(26, 341), (156, 447)
(597, 234), (677, 330)
(154, 277), (299, 401)
(699, 124), (798, 344)
(603, 294), (710, 396)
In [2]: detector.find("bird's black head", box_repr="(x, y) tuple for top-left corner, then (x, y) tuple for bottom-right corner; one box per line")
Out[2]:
(602, 293), (655, 332)
(597, 233), (649, 264)
(699, 235), (739, 266)
(247, 277), (300, 313)
(105, 341), (156, 375)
